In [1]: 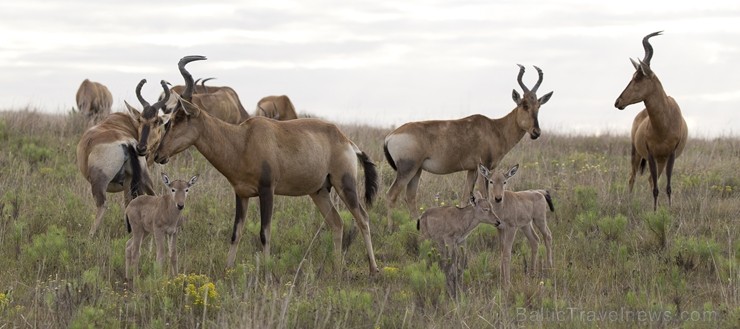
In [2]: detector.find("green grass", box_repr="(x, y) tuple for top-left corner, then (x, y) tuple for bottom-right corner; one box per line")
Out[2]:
(0, 109), (738, 328)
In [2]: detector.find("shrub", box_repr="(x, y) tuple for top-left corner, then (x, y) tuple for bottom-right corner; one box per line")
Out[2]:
(644, 209), (672, 249)
(597, 214), (628, 241)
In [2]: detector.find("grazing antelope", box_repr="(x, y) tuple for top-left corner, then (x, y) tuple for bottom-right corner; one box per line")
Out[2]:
(479, 164), (554, 288)
(76, 79), (113, 125)
(255, 95), (298, 120)
(125, 172), (198, 280)
(614, 31), (688, 211)
(384, 65), (553, 229)
(151, 56), (380, 274)
(417, 191), (500, 297)
(76, 80), (171, 236)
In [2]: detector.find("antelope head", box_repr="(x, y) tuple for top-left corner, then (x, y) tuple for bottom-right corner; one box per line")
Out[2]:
(511, 65), (553, 140)
(161, 172), (199, 210)
(127, 79), (171, 157)
(154, 55), (208, 165)
(478, 163), (518, 204)
(615, 31), (663, 110)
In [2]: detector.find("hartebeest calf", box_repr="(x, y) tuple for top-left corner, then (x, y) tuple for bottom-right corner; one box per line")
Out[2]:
(77, 80), (171, 236)
(417, 191), (500, 297)
(614, 31), (688, 211)
(149, 56), (380, 274)
(76, 79), (113, 125)
(125, 172), (198, 280)
(255, 95), (298, 121)
(479, 164), (554, 288)
(384, 65), (553, 229)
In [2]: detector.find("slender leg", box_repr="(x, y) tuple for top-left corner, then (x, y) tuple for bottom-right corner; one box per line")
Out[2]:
(458, 170), (478, 207)
(500, 228), (517, 288)
(647, 147), (659, 211)
(405, 169), (423, 220)
(386, 160), (421, 230)
(520, 223), (540, 276)
(309, 189), (345, 271)
(227, 194), (250, 267)
(533, 216), (553, 270)
(666, 150), (677, 207)
(168, 233), (178, 276)
(628, 144), (641, 194)
(258, 187), (274, 259)
(335, 174), (379, 274)
(89, 180), (108, 237)
(154, 229), (166, 272)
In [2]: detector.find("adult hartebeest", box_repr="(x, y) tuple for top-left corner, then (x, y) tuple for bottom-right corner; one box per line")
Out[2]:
(158, 76), (250, 125)
(614, 31), (688, 211)
(383, 65), (553, 229)
(76, 79), (113, 124)
(77, 80), (171, 236)
(151, 56), (380, 274)
(255, 95), (298, 120)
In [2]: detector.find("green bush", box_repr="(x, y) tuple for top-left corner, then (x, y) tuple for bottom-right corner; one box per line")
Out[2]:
(672, 236), (721, 272)
(644, 209), (672, 249)
(598, 214), (628, 241)
(26, 224), (70, 274)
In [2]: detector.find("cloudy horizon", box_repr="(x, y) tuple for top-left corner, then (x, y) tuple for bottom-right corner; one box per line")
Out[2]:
(1, 0), (738, 137)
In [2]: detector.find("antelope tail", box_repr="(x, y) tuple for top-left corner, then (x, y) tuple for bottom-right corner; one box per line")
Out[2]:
(544, 190), (555, 212)
(125, 144), (143, 200)
(383, 142), (397, 171)
(357, 151), (379, 205)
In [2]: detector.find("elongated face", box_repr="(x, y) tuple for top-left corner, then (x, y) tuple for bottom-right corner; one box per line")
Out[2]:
(615, 61), (655, 110)
(479, 164), (518, 203)
(154, 102), (202, 164)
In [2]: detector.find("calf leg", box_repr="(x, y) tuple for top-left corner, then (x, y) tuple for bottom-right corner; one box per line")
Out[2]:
(500, 228), (517, 288)
(154, 230), (166, 273)
(521, 223), (540, 276)
(533, 216), (553, 270)
(168, 233), (178, 276)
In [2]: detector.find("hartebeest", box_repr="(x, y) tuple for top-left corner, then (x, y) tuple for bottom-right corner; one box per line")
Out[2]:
(125, 172), (198, 280)
(479, 164), (554, 288)
(151, 56), (380, 274)
(384, 65), (553, 229)
(255, 95), (298, 120)
(77, 80), (171, 236)
(417, 191), (500, 297)
(76, 79), (113, 124)
(614, 31), (688, 211)
(158, 77), (250, 125)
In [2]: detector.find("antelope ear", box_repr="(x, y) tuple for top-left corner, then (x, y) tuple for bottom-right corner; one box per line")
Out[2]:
(511, 89), (521, 104)
(124, 101), (141, 119)
(473, 191), (484, 204)
(478, 164), (491, 179)
(630, 58), (640, 70)
(638, 59), (653, 76)
(188, 175), (199, 187)
(179, 98), (201, 117)
(506, 164), (519, 178)
(538, 91), (553, 105)
(161, 172), (171, 187)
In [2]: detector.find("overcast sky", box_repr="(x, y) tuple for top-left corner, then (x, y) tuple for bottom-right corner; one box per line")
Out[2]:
(1, 0), (738, 137)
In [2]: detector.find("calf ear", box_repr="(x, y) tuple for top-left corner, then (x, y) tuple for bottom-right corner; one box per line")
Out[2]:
(478, 164), (491, 179)
(505, 164), (519, 178)
(161, 172), (172, 187)
(188, 175), (199, 187)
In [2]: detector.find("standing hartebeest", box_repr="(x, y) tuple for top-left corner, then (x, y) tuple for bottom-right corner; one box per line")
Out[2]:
(255, 95), (298, 121)
(149, 56), (380, 274)
(125, 172), (198, 280)
(383, 65), (553, 229)
(77, 80), (171, 236)
(614, 31), (688, 210)
(478, 164), (554, 288)
(76, 79), (113, 125)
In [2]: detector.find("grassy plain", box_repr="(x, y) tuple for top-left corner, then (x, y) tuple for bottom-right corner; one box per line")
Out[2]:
(0, 109), (737, 328)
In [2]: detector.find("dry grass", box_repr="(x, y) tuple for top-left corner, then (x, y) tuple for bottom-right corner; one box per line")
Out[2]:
(0, 109), (737, 328)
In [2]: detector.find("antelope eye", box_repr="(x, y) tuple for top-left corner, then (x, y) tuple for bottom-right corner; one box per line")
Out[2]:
(185, 189), (189, 193)
(171, 188), (176, 192)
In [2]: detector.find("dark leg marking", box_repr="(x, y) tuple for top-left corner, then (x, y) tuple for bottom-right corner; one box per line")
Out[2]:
(258, 162), (273, 246)
(232, 193), (245, 243)
(646, 145), (659, 211)
(341, 173), (360, 209)
(666, 150), (677, 207)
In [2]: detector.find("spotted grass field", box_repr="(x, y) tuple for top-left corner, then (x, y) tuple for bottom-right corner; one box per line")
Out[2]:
(0, 110), (737, 328)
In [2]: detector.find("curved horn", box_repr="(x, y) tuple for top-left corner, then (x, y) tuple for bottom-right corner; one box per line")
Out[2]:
(531, 66), (544, 93)
(178, 55), (207, 101)
(516, 64), (529, 93)
(135, 79), (151, 108)
(151, 80), (171, 109)
(641, 31), (663, 66)
(201, 77), (216, 93)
